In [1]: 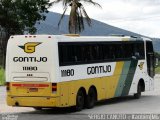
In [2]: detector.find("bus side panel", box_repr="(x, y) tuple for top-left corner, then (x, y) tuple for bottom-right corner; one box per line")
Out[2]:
(68, 77), (103, 106)
(103, 62), (124, 99)
(59, 82), (69, 107)
(129, 60), (150, 94)
(66, 62), (124, 107)
(56, 59), (150, 107)
(114, 61), (131, 97)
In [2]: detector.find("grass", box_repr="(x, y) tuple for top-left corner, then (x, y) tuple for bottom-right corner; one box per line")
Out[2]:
(155, 61), (160, 74)
(155, 67), (160, 74)
(0, 66), (5, 85)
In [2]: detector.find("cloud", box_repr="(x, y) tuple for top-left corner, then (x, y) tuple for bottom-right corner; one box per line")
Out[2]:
(105, 19), (160, 38)
(84, 0), (160, 37)
(84, 0), (160, 20)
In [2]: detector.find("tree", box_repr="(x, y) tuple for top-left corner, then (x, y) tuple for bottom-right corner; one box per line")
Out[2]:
(0, 0), (52, 35)
(51, 0), (101, 34)
(0, 0), (52, 68)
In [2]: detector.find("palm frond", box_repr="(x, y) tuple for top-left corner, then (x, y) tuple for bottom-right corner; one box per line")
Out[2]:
(58, 6), (68, 27)
(75, 12), (78, 34)
(78, 8), (84, 32)
(77, 10), (82, 32)
(50, 0), (71, 7)
(79, 0), (102, 8)
(77, 11), (80, 32)
(81, 6), (91, 26)
(68, 18), (72, 33)
(62, 0), (72, 7)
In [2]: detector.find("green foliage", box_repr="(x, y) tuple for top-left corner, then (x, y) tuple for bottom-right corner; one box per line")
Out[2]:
(155, 52), (160, 60)
(154, 52), (160, 74)
(0, 66), (5, 85)
(0, 0), (52, 34)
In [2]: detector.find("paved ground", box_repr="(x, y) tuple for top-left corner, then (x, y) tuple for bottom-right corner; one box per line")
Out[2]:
(0, 75), (160, 120)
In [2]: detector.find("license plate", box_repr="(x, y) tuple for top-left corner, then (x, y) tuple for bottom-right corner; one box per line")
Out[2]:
(29, 88), (38, 92)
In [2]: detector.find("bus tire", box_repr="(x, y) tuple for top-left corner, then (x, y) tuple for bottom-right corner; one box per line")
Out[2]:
(134, 82), (141, 99)
(86, 87), (96, 109)
(76, 89), (85, 111)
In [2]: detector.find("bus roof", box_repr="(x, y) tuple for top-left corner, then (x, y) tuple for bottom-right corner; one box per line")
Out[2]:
(10, 35), (152, 42)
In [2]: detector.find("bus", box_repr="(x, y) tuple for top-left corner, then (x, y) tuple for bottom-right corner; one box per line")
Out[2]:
(6, 35), (155, 111)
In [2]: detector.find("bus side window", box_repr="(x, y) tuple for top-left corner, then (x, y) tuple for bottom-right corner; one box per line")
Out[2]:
(84, 44), (101, 62)
(59, 45), (68, 65)
(124, 43), (134, 59)
(76, 45), (83, 62)
(81, 45), (91, 62)
(138, 42), (145, 59)
(92, 45), (99, 61)
(109, 45), (115, 60)
(58, 45), (63, 65)
(59, 44), (76, 65)
(134, 42), (145, 59)
(114, 43), (124, 59)
(103, 44), (109, 60)
(103, 44), (115, 61)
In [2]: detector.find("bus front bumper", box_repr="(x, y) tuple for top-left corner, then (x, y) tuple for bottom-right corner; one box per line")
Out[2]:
(7, 96), (60, 107)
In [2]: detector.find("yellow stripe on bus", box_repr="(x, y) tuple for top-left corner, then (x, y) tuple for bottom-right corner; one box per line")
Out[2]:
(102, 62), (124, 99)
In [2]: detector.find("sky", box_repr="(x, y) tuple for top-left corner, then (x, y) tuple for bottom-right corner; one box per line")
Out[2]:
(49, 0), (160, 38)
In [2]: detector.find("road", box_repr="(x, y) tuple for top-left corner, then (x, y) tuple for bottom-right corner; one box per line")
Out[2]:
(0, 75), (160, 120)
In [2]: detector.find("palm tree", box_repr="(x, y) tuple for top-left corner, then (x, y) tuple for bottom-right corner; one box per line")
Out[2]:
(51, 0), (101, 34)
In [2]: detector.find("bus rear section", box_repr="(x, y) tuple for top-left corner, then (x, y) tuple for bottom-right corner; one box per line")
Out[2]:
(6, 35), (59, 107)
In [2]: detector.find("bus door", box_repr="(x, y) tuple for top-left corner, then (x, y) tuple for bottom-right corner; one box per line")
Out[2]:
(146, 41), (155, 78)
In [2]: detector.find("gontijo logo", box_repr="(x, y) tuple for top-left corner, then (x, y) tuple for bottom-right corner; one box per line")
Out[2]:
(19, 42), (41, 53)
(138, 62), (144, 70)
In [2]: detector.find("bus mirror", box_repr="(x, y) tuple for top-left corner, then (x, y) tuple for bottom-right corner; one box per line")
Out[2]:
(135, 52), (140, 58)
(132, 52), (140, 60)
(132, 56), (137, 60)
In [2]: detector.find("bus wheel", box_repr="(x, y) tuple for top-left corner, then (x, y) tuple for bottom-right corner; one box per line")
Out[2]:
(76, 89), (85, 111)
(134, 82), (141, 99)
(33, 107), (42, 111)
(86, 88), (96, 109)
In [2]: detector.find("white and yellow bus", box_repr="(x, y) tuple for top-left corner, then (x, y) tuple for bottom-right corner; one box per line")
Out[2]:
(6, 35), (155, 111)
